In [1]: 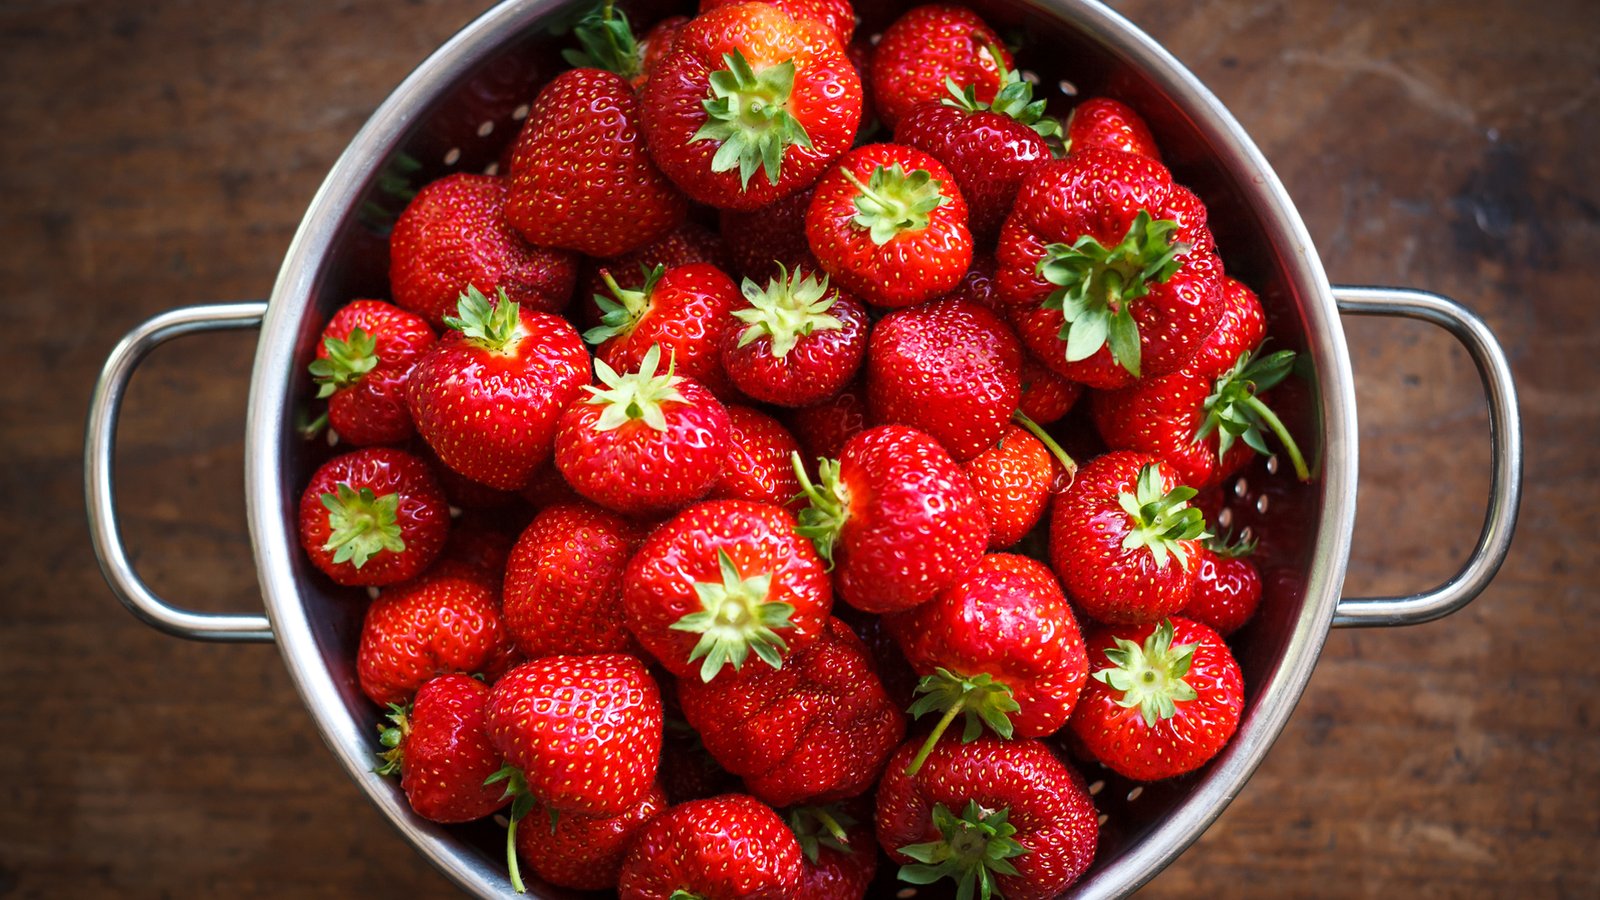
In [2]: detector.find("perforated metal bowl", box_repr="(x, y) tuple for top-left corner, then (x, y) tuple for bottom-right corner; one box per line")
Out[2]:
(85, 0), (1522, 895)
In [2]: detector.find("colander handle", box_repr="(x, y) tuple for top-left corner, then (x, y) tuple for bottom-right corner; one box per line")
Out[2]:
(85, 302), (275, 643)
(1330, 286), (1522, 627)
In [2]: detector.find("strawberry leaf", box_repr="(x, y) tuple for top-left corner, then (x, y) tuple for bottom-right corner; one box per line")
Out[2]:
(733, 263), (844, 358)
(582, 265), (663, 346)
(1116, 464), (1209, 570)
(319, 483), (405, 569)
(1195, 346), (1311, 480)
(581, 344), (689, 433)
(1092, 619), (1200, 727)
(444, 286), (526, 355)
(669, 548), (796, 682)
(896, 801), (1027, 900)
(309, 327), (379, 397)
(792, 454), (849, 567)
(841, 163), (950, 246)
(692, 50), (812, 188)
(561, 0), (642, 79)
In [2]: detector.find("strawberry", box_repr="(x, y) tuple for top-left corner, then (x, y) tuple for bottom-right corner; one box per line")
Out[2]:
(553, 345), (732, 514)
(639, 15), (691, 83)
(1065, 96), (1162, 160)
(699, 0), (856, 44)
(308, 299), (434, 446)
(785, 378), (868, 462)
(374, 673), (507, 823)
(623, 499), (832, 680)
(296, 447), (449, 587)
(793, 425), (988, 613)
(418, 442), (523, 510)
(943, 253), (1003, 310)
(1018, 356), (1082, 424)
(962, 422), (1072, 549)
(406, 288), (591, 490)
(720, 265), (868, 406)
(437, 508), (518, 577)
(578, 221), (734, 315)
(501, 501), (647, 658)
(617, 793), (804, 899)
(356, 560), (513, 706)
(869, 5), (1011, 130)
(389, 173), (577, 326)
(1049, 451), (1210, 625)
(997, 148), (1224, 388)
(718, 187), (818, 285)
(1069, 617), (1243, 780)
(640, 2), (863, 210)
(806, 143), (973, 308)
(485, 654), (663, 890)
(515, 783), (668, 891)
(708, 405), (806, 509)
(582, 261), (740, 397)
(677, 617), (904, 806)
(866, 296), (1021, 461)
(1182, 534), (1263, 636)
(875, 735), (1098, 899)
(787, 802), (878, 899)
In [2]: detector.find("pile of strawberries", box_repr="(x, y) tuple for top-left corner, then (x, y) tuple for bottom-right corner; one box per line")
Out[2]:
(293, 0), (1311, 896)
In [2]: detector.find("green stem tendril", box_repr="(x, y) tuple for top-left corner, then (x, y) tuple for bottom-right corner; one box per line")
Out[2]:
(1117, 464), (1210, 570)
(308, 327), (379, 396)
(1093, 618), (1198, 726)
(791, 452), (850, 567)
(839, 164), (950, 246)
(582, 265), (663, 346)
(483, 765), (537, 894)
(581, 343), (688, 432)
(1194, 346), (1310, 480)
(1010, 409), (1077, 482)
(787, 804), (859, 863)
(897, 800), (1027, 900)
(733, 263), (844, 358)
(940, 37), (1061, 139)
(668, 548), (796, 682)
(561, 0), (643, 79)
(691, 49), (812, 188)
(373, 702), (411, 776)
(443, 286), (527, 356)
(297, 408), (329, 442)
(319, 483), (405, 569)
(904, 668), (1019, 777)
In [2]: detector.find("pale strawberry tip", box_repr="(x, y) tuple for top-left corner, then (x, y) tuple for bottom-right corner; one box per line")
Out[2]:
(840, 163), (950, 246)
(319, 483), (405, 568)
(483, 763), (536, 894)
(1094, 619), (1200, 727)
(1196, 346), (1311, 480)
(692, 49), (813, 188)
(669, 548), (796, 682)
(733, 262), (845, 358)
(1117, 463), (1210, 569)
(897, 800), (1027, 899)
(582, 344), (688, 432)
(903, 668), (1020, 777)
(791, 453), (849, 566)
(443, 285), (527, 356)
(308, 327), (378, 397)
(582, 264), (664, 346)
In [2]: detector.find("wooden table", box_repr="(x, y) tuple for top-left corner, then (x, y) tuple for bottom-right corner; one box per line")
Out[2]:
(2, 0), (1592, 896)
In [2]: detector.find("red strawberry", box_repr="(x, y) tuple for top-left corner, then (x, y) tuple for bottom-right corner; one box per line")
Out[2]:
(390, 173), (577, 326)
(357, 560), (513, 706)
(1065, 96), (1162, 160)
(582, 261), (740, 396)
(308, 299), (434, 446)
(787, 803), (878, 899)
(506, 66), (687, 257)
(793, 425), (988, 613)
(962, 423), (1069, 549)
(1182, 535), (1263, 636)
(1180, 276), (1269, 380)
(785, 378), (869, 462)
(297, 447), (449, 587)
(406, 288), (591, 490)
(518, 461), (582, 509)
(1049, 451), (1210, 624)
(708, 405), (806, 508)
(516, 783), (668, 891)
(677, 617), (904, 806)
(639, 15), (691, 83)
(641, 2), (862, 210)
(870, 5), (1011, 130)
(700, 0), (856, 44)
(942, 254), (1002, 310)
(618, 793), (804, 899)
(875, 735), (1098, 899)
(553, 345), (732, 514)
(375, 673), (507, 823)
(578, 221), (734, 314)
(502, 501), (647, 658)
(866, 296), (1021, 461)
(623, 499), (832, 680)
(418, 443), (523, 510)
(806, 143), (973, 308)
(1018, 356), (1082, 424)
(997, 148), (1224, 388)
(1070, 617), (1243, 780)
(718, 187), (818, 285)
(721, 265), (868, 406)
(660, 701), (744, 805)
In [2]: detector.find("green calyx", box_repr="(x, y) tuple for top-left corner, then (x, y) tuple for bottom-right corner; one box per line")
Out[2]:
(897, 800), (1027, 900)
(373, 702), (411, 777)
(842, 164), (951, 246)
(561, 0), (642, 79)
(734, 264), (844, 359)
(791, 453), (850, 567)
(319, 483), (406, 569)
(581, 344), (688, 432)
(582, 265), (664, 346)
(1205, 528), (1257, 559)
(1036, 209), (1188, 377)
(483, 764), (537, 894)
(668, 892), (704, 900)
(1094, 618), (1199, 727)
(904, 668), (1020, 778)
(941, 39), (1060, 139)
(444, 285), (526, 356)
(691, 49), (813, 188)
(308, 327), (378, 397)
(1196, 347), (1312, 480)
(787, 805), (858, 863)
(1117, 463), (1209, 570)
(668, 548), (797, 682)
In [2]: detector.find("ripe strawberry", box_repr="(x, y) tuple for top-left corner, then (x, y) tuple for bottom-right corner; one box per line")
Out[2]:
(308, 299), (434, 446)
(1182, 534), (1263, 636)
(297, 447), (449, 587)
(578, 221), (734, 315)
(721, 265), (868, 406)
(1065, 96), (1162, 160)
(1070, 617), (1243, 780)
(997, 148), (1224, 388)
(582, 262), (740, 396)
(623, 499), (832, 681)
(390, 173), (577, 326)
(640, 2), (863, 210)
(866, 296), (1021, 461)
(639, 15), (691, 83)
(618, 793), (804, 899)
(1018, 356), (1082, 424)
(501, 501), (647, 658)
(962, 423), (1071, 549)
(699, 0), (856, 44)
(806, 143), (973, 308)
(417, 442), (523, 510)
(1180, 276), (1269, 380)
(1049, 451), (1210, 625)
(718, 187), (818, 284)
(870, 5), (1011, 130)
(793, 425), (988, 613)
(875, 735), (1098, 899)
(437, 508), (518, 577)
(406, 288), (591, 490)
(708, 405), (806, 509)
(374, 673), (507, 823)
(677, 617), (904, 806)
(943, 253), (1002, 310)
(554, 345), (732, 514)
(787, 802), (878, 899)
(785, 378), (868, 462)
(515, 783), (668, 891)
(357, 560), (513, 706)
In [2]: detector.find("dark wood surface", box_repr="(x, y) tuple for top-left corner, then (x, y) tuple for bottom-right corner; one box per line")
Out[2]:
(1, 0), (1593, 896)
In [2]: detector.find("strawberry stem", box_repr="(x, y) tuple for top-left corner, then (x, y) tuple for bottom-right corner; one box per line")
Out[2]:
(791, 453), (850, 567)
(904, 668), (1019, 776)
(1010, 409), (1077, 481)
(484, 764), (535, 894)
(1242, 394), (1309, 479)
(905, 699), (965, 778)
(840, 164), (950, 246)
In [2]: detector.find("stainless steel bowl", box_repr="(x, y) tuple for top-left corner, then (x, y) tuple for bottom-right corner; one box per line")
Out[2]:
(85, 0), (1523, 895)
